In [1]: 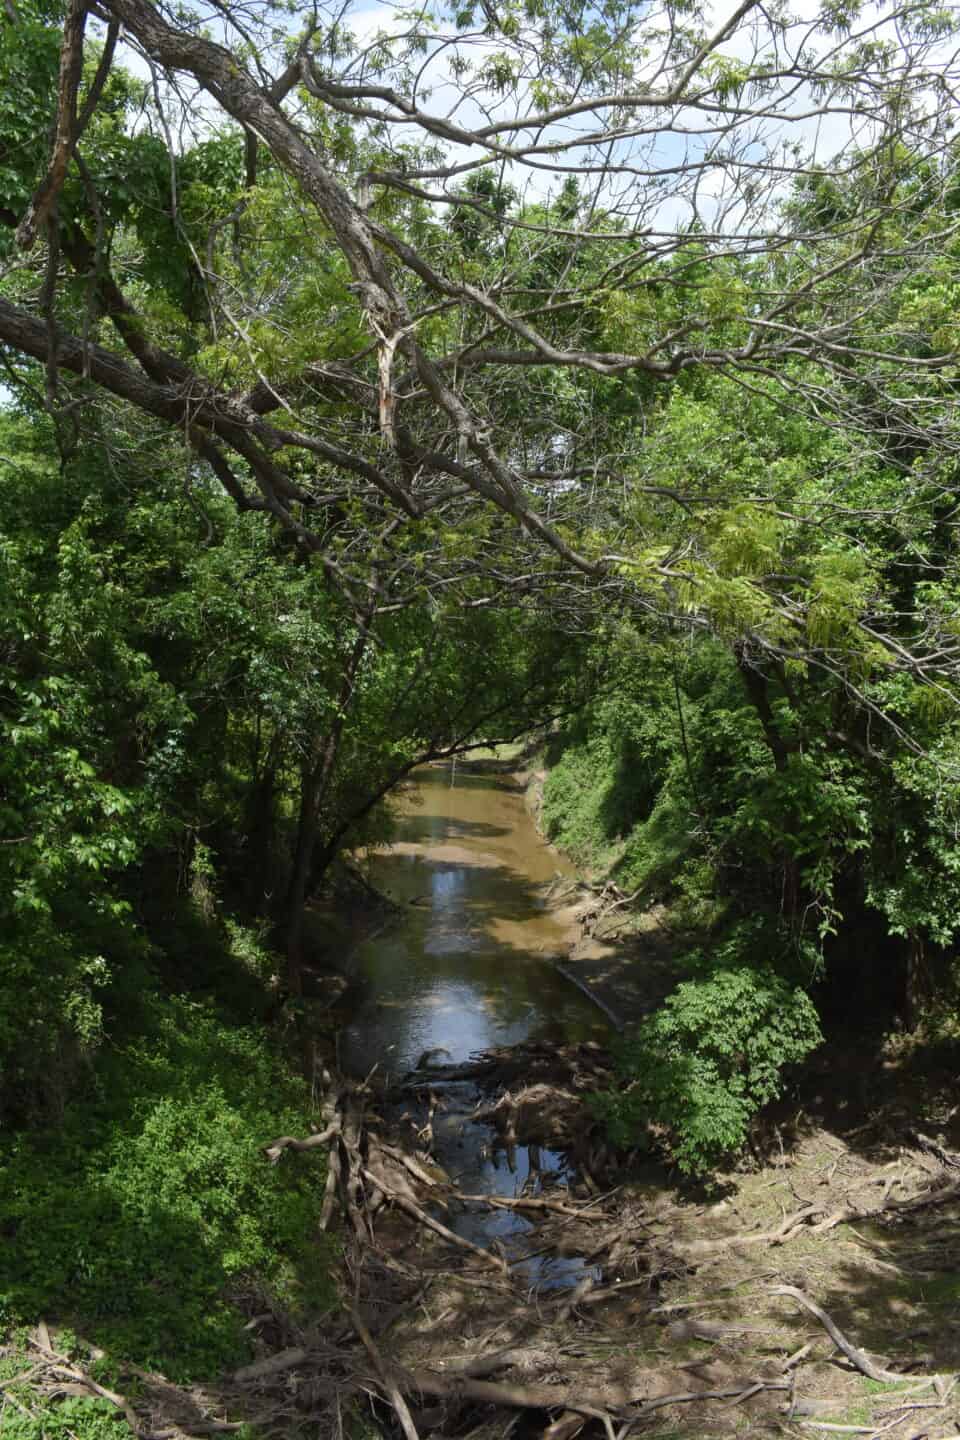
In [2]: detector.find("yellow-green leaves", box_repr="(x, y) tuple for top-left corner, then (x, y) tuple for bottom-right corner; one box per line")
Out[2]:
(805, 549), (875, 649)
(704, 502), (783, 579)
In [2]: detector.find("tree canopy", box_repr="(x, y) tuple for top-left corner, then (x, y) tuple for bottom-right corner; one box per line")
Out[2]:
(1, 0), (958, 661)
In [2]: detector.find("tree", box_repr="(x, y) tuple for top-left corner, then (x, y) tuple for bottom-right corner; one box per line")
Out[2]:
(3, 0), (960, 1166)
(0, 0), (957, 672)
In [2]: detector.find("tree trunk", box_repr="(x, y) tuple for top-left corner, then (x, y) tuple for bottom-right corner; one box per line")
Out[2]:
(282, 622), (373, 993)
(735, 649), (803, 924)
(284, 756), (323, 996)
(903, 931), (925, 1031)
(246, 736), (279, 909)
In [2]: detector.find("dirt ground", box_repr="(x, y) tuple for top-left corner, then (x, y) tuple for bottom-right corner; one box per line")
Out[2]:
(338, 1028), (960, 1440)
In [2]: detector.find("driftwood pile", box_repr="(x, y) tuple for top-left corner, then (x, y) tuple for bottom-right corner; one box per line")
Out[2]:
(17, 1053), (960, 1440)
(398, 1038), (620, 1178)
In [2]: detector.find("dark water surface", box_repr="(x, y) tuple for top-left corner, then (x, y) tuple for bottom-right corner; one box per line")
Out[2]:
(339, 761), (610, 1285)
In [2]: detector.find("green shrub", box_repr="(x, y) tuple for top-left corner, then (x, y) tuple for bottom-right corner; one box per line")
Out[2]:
(0, 1394), (131, 1440)
(0, 997), (337, 1380)
(596, 955), (822, 1174)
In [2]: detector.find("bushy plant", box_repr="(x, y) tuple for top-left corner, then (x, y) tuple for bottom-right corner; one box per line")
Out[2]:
(0, 1395), (130, 1440)
(0, 998), (337, 1380)
(596, 937), (823, 1174)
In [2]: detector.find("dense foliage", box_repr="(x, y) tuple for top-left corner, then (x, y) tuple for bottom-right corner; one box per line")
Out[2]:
(540, 358), (960, 1170)
(0, 999), (337, 1377)
(1, 0), (959, 1355)
(0, 402), (580, 1369)
(597, 954), (823, 1174)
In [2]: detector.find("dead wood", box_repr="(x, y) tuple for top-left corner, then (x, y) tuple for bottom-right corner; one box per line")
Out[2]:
(684, 1203), (820, 1254)
(454, 1192), (609, 1220)
(625, 1379), (791, 1419)
(908, 1131), (960, 1168)
(435, 1348), (557, 1379)
(360, 1167), (508, 1272)
(570, 1277), (652, 1309)
(148, 1424), (247, 1437)
(877, 1177), (960, 1214)
(413, 1047), (453, 1071)
(49, 1366), (142, 1435)
(665, 1318), (773, 1343)
(769, 1285), (921, 1385)
(262, 1123), (339, 1162)
(400, 1369), (615, 1422)
(232, 1347), (308, 1383)
(366, 1153), (452, 1217)
(581, 1216), (648, 1264)
(27, 1336), (143, 1436)
(395, 1060), (499, 1088)
(542, 1412), (586, 1440)
(351, 1306), (421, 1440)
(781, 1341), (817, 1371)
(686, 1174), (960, 1258)
(554, 1275), (595, 1322)
(378, 1142), (443, 1188)
(319, 1137), (341, 1231)
(245, 1061), (960, 1440)
(806, 1177), (960, 1235)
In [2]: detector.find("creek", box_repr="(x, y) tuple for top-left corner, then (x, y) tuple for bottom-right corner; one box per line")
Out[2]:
(339, 759), (611, 1285)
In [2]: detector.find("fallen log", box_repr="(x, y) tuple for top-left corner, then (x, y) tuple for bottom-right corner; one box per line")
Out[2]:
(769, 1286), (926, 1386)
(401, 1369), (615, 1423)
(454, 1192), (609, 1221)
(433, 1348), (557, 1379)
(395, 1060), (499, 1088)
(360, 1167), (508, 1273)
(262, 1123), (339, 1163)
(319, 1135), (341, 1231)
(379, 1142), (445, 1189)
(233, 1347), (308, 1383)
(630, 1379), (791, 1417)
(351, 1306), (421, 1440)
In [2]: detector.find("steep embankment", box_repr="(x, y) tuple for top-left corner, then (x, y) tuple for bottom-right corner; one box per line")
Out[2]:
(520, 753), (685, 1028)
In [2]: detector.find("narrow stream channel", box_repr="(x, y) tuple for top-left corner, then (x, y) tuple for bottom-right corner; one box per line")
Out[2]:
(339, 760), (611, 1286)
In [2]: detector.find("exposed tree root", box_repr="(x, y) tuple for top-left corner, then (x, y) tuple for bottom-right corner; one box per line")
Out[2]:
(768, 1286), (948, 1388)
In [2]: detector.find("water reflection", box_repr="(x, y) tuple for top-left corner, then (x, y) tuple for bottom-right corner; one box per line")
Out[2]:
(340, 763), (608, 1078)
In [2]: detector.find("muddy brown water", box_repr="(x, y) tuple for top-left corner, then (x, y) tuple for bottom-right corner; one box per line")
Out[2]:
(339, 760), (611, 1285)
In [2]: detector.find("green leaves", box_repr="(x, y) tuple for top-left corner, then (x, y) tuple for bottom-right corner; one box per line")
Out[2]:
(0, 998), (337, 1379)
(599, 949), (823, 1173)
(0, 3), (60, 213)
(0, 1393), (130, 1440)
